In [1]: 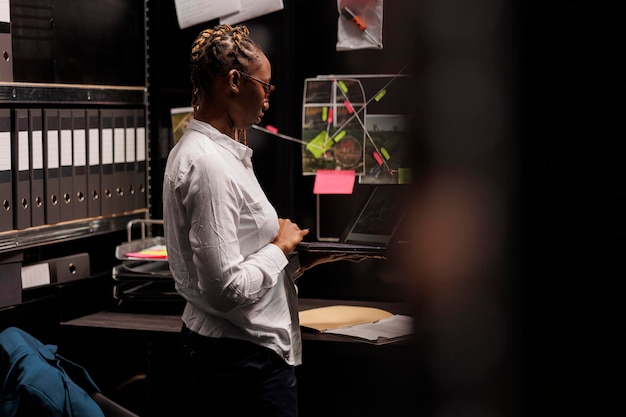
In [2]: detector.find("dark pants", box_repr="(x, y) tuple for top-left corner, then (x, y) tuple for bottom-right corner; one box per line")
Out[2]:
(180, 324), (298, 417)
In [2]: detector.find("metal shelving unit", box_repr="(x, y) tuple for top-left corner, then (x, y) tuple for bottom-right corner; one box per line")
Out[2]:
(0, 83), (149, 255)
(0, 1), (151, 256)
(0, 211), (148, 254)
(0, 83), (147, 106)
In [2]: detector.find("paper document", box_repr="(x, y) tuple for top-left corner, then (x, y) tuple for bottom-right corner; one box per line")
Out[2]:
(174, 0), (241, 29)
(299, 305), (393, 332)
(325, 314), (413, 343)
(220, 0), (284, 25)
(125, 244), (168, 260)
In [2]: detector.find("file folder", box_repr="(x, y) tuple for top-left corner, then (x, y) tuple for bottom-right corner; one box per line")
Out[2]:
(100, 109), (115, 216)
(47, 252), (91, 284)
(71, 108), (88, 219)
(86, 109), (101, 218)
(43, 109), (61, 225)
(29, 109), (45, 227)
(0, 21), (13, 82)
(13, 109), (31, 230)
(0, 109), (13, 232)
(59, 109), (74, 222)
(135, 109), (147, 210)
(124, 109), (136, 213)
(113, 110), (126, 214)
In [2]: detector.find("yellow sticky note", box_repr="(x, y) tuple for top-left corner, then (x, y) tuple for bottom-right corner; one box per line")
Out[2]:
(398, 168), (412, 184)
(333, 130), (347, 143)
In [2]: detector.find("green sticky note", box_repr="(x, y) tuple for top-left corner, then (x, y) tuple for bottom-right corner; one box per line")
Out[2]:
(322, 106), (328, 121)
(333, 130), (347, 143)
(398, 167), (412, 184)
(307, 131), (333, 158)
(374, 89), (387, 102)
(337, 80), (348, 93)
(380, 147), (391, 160)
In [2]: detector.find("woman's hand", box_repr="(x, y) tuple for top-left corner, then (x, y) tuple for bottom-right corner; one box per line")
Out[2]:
(272, 218), (309, 255)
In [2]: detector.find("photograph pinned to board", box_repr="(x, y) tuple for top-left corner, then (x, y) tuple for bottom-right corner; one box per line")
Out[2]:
(360, 114), (412, 185)
(170, 107), (194, 144)
(301, 78), (367, 175)
(301, 72), (412, 184)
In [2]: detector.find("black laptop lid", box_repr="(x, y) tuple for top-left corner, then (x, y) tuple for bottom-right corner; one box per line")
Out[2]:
(340, 184), (406, 246)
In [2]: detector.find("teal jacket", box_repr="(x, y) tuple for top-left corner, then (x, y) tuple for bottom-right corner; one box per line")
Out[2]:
(0, 327), (105, 417)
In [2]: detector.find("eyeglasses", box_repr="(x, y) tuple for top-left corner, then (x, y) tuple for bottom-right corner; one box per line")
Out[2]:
(240, 72), (276, 97)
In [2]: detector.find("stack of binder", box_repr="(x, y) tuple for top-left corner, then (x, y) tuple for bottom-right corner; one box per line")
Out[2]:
(112, 219), (183, 310)
(0, 106), (148, 233)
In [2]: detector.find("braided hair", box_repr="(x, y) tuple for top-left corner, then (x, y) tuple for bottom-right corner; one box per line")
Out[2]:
(189, 24), (262, 113)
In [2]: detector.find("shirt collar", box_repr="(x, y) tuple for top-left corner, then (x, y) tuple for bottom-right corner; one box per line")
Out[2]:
(187, 119), (253, 167)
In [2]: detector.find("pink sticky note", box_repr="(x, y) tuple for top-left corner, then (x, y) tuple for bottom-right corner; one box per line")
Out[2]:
(313, 170), (356, 194)
(265, 125), (278, 134)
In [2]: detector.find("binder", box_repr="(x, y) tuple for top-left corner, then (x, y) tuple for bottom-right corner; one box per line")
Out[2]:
(135, 108), (147, 210)
(13, 109), (31, 230)
(0, 20), (13, 82)
(71, 108), (88, 219)
(100, 109), (115, 216)
(113, 110), (126, 214)
(86, 109), (101, 218)
(0, 109), (13, 232)
(47, 252), (91, 284)
(59, 109), (74, 222)
(43, 109), (61, 225)
(29, 109), (45, 227)
(124, 109), (136, 213)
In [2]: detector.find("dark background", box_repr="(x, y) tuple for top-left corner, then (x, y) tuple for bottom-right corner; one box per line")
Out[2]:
(145, 0), (626, 414)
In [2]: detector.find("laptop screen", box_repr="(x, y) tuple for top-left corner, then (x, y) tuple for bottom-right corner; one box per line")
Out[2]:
(341, 184), (406, 246)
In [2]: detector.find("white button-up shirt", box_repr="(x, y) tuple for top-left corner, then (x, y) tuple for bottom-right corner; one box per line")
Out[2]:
(163, 119), (302, 365)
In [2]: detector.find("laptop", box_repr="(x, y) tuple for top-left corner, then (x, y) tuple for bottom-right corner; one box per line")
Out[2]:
(297, 185), (407, 257)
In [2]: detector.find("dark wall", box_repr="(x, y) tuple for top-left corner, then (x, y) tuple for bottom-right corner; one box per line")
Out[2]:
(517, 2), (626, 415)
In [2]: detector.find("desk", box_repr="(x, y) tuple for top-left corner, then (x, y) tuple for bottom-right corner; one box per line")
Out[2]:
(60, 298), (418, 417)
(61, 298), (413, 341)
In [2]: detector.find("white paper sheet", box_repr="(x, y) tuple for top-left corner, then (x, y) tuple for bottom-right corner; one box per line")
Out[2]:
(220, 0), (284, 25)
(0, 0), (9, 24)
(324, 314), (413, 342)
(174, 0), (241, 30)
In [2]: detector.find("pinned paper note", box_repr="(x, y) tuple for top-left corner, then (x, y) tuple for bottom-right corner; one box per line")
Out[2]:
(173, 0), (241, 29)
(313, 170), (355, 194)
(306, 131), (333, 159)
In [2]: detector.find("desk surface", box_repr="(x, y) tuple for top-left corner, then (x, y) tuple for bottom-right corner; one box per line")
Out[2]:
(61, 298), (413, 344)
